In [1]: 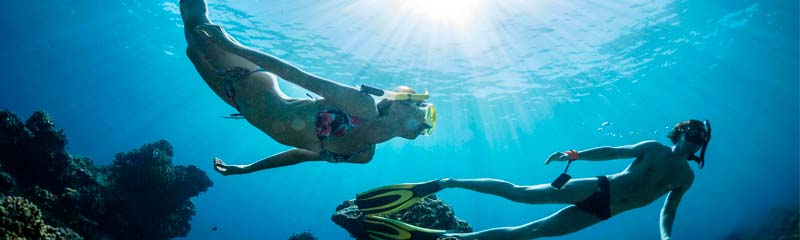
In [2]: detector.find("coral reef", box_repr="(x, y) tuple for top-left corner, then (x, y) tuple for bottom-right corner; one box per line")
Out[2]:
(332, 195), (472, 239)
(726, 206), (799, 240)
(0, 110), (213, 240)
(0, 196), (83, 240)
(288, 230), (319, 240)
(103, 140), (213, 239)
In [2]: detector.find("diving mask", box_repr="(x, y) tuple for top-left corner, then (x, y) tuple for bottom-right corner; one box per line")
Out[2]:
(359, 84), (431, 101)
(419, 103), (436, 136)
(360, 84), (437, 135)
(679, 122), (709, 145)
(686, 120), (712, 169)
(385, 90), (430, 101)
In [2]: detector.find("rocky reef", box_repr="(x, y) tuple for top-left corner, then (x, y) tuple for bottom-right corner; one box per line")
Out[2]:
(0, 110), (213, 240)
(332, 195), (472, 239)
(288, 230), (318, 240)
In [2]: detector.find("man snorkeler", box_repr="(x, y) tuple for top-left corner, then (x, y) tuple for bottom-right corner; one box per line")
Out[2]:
(355, 119), (711, 240)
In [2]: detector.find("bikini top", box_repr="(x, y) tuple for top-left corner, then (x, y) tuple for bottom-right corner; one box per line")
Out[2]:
(315, 109), (361, 141)
(315, 109), (370, 163)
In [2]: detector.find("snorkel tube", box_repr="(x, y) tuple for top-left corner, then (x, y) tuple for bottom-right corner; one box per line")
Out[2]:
(688, 120), (711, 169)
(359, 84), (385, 97)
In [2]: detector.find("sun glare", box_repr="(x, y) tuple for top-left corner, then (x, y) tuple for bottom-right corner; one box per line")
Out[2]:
(404, 0), (483, 25)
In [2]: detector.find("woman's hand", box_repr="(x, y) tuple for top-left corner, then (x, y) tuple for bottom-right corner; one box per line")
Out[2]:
(545, 152), (569, 165)
(213, 157), (244, 176)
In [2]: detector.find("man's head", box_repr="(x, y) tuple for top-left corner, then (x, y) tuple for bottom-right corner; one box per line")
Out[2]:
(668, 119), (709, 146)
(668, 119), (712, 168)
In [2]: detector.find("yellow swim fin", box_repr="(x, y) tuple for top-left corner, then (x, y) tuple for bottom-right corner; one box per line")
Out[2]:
(363, 216), (446, 240)
(355, 180), (442, 216)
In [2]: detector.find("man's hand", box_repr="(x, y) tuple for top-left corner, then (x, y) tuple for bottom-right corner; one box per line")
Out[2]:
(545, 152), (569, 165)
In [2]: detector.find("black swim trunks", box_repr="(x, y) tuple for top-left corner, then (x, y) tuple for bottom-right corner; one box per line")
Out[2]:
(575, 176), (611, 220)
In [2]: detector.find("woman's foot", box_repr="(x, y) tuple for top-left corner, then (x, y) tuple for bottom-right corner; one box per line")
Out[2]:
(213, 157), (245, 176)
(179, 0), (211, 30)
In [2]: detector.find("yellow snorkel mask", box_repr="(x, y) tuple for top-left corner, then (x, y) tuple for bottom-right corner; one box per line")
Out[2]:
(420, 102), (436, 136)
(360, 84), (437, 136)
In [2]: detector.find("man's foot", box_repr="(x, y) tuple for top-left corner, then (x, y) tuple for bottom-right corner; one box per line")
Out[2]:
(213, 157), (244, 176)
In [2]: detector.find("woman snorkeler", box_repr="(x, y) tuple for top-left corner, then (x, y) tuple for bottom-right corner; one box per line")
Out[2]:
(179, 0), (436, 175)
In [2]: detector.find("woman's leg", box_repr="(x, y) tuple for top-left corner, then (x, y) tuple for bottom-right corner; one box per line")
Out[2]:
(440, 177), (598, 205)
(192, 25), (375, 109)
(182, 0), (244, 108)
(446, 206), (602, 240)
(181, 0), (291, 112)
(180, 0), (211, 42)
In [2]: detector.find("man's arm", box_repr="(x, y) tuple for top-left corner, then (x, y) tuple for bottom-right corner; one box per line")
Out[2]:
(660, 177), (693, 240)
(545, 140), (661, 164)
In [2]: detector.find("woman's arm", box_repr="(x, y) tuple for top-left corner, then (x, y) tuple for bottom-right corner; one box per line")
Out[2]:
(545, 140), (661, 164)
(214, 148), (322, 175)
(195, 25), (378, 118)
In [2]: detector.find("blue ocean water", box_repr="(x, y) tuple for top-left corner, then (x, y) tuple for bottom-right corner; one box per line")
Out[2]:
(0, 0), (797, 239)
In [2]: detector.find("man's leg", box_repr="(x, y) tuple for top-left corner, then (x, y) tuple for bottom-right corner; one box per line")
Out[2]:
(440, 177), (598, 204)
(446, 206), (602, 240)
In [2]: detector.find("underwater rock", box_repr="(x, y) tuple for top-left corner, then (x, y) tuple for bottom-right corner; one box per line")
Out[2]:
(332, 195), (472, 239)
(288, 230), (319, 240)
(0, 110), (29, 156)
(0, 110), (94, 197)
(0, 110), (213, 240)
(103, 139), (213, 240)
(0, 171), (14, 195)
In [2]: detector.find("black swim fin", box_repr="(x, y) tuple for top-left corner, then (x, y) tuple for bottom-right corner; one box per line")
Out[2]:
(356, 180), (443, 216)
(363, 215), (446, 240)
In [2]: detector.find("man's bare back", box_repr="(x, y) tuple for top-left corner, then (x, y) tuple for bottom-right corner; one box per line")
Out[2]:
(607, 140), (695, 214)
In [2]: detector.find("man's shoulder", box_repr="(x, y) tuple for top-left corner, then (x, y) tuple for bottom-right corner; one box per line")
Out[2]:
(634, 140), (668, 151)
